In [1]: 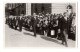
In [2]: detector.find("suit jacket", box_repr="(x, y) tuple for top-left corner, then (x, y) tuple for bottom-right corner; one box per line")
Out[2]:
(31, 16), (38, 27)
(18, 17), (23, 26)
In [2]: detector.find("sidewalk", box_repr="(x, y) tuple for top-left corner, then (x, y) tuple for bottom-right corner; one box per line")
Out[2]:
(5, 24), (76, 47)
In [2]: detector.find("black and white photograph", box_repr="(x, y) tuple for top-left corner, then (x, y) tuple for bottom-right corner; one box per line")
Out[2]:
(5, 3), (76, 47)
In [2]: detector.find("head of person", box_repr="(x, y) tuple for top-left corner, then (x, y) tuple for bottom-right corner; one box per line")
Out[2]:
(33, 13), (36, 17)
(63, 12), (67, 21)
(38, 13), (42, 16)
(20, 14), (24, 16)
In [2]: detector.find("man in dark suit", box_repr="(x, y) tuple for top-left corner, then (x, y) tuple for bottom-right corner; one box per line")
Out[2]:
(14, 16), (18, 30)
(60, 14), (68, 47)
(11, 16), (14, 28)
(18, 16), (23, 31)
(32, 13), (38, 37)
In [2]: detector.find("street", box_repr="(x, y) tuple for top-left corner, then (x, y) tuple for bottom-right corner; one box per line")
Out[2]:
(5, 24), (76, 47)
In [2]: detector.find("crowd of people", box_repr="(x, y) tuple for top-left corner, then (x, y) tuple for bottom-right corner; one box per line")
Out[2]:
(5, 12), (76, 47)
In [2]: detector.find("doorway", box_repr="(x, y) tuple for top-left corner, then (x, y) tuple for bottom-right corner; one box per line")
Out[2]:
(31, 3), (51, 15)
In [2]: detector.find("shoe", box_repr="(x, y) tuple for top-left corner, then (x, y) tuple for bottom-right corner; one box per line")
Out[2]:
(34, 35), (36, 37)
(51, 36), (56, 38)
(65, 45), (68, 47)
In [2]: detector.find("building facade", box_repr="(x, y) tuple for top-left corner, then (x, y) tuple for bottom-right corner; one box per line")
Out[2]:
(5, 3), (76, 16)
(5, 3), (26, 16)
(27, 3), (76, 15)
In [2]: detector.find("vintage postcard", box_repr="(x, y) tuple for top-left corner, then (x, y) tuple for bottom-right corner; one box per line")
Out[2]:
(5, 3), (77, 47)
